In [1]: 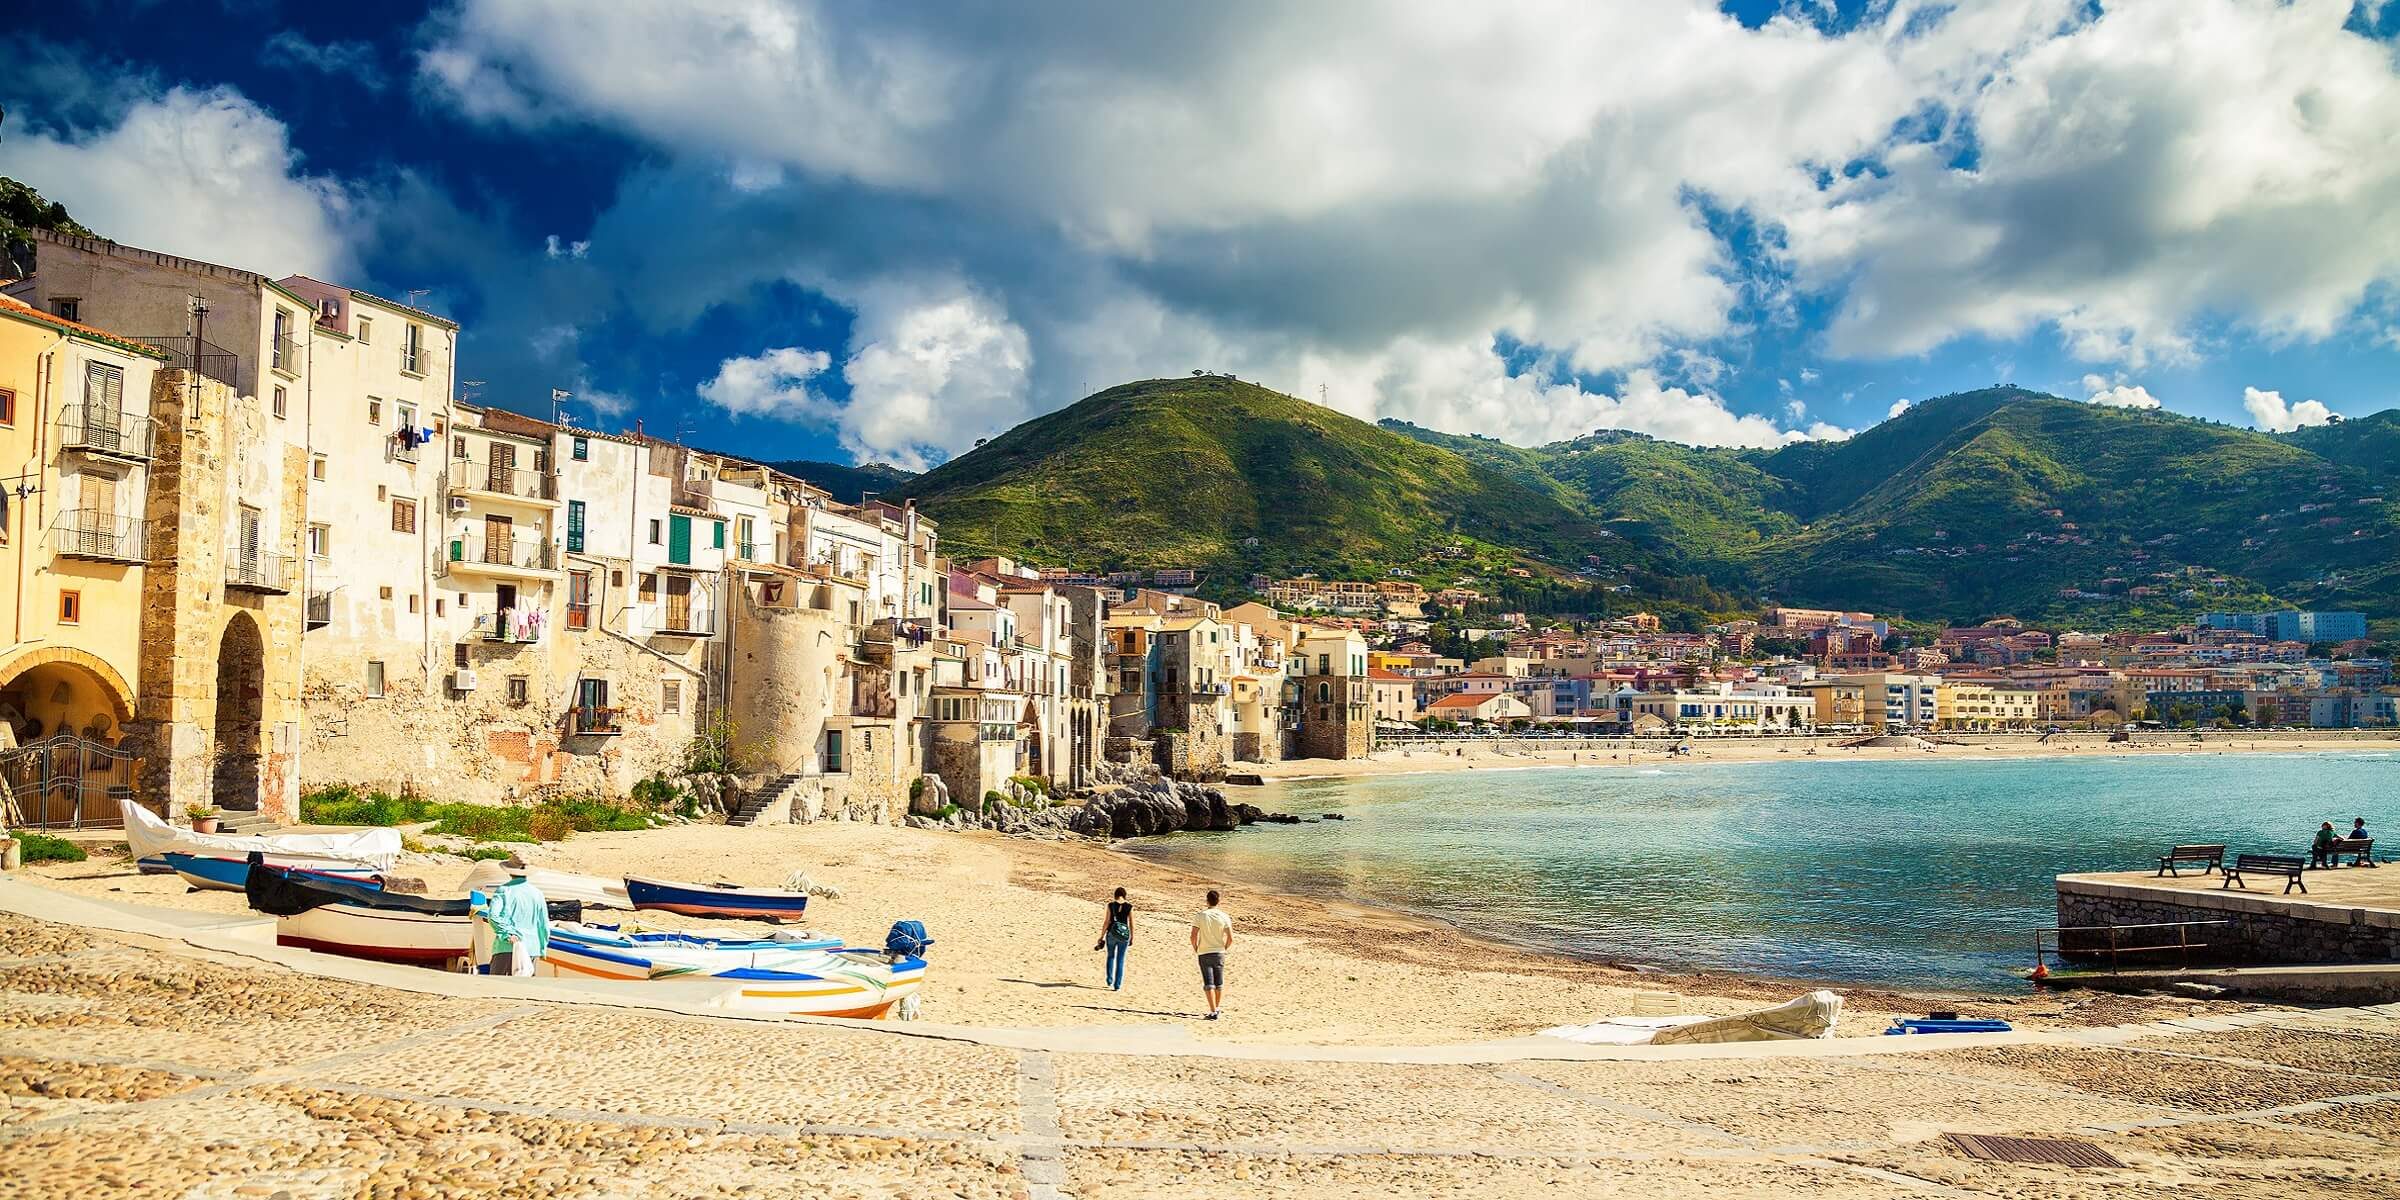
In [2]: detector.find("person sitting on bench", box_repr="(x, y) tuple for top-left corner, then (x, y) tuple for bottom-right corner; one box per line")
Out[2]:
(2311, 821), (2338, 869)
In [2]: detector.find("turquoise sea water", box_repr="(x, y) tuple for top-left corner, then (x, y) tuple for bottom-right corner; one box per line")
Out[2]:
(1128, 752), (2398, 990)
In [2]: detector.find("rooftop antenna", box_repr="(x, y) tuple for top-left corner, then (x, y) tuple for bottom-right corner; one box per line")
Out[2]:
(462, 379), (486, 404)
(406, 288), (431, 307)
(550, 387), (573, 426)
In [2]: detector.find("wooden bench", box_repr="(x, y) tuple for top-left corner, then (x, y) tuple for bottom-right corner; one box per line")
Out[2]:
(2224, 853), (2307, 895)
(2325, 838), (2375, 868)
(2155, 844), (2226, 877)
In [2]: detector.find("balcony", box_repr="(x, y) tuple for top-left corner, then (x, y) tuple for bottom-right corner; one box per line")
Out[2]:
(473, 607), (547, 645)
(448, 460), (559, 507)
(134, 335), (239, 388)
(58, 407), (152, 461)
(673, 475), (713, 509)
(270, 331), (301, 377)
(305, 590), (332, 630)
(225, 552), (293, 594)
(569, 705), (622, 736)
(1190, 681), (1231, 697)
(444, 532), (558, 578)
(391, 432), (420, 464)
(49, 510), (148, 564)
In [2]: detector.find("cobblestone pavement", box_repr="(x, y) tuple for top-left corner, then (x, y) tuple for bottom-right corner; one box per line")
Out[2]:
(4, 914), (2398, 1199)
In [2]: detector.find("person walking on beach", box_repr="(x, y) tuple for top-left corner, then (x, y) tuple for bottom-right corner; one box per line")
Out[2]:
(1191, 889), (1233, 1020)
(1095, 887), (1134, 990)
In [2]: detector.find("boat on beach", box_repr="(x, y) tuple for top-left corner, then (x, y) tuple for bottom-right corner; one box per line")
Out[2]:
(624, 875), (811, 921)
(122, 799), (401, 873)
(161, 851), (383, 893)
(245, 861), (581, 965)
(539, 923), (925, 1018)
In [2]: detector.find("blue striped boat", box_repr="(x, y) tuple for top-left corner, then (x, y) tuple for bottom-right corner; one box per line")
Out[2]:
(163, 851), (383, 893)
(624, 875), (810, 921)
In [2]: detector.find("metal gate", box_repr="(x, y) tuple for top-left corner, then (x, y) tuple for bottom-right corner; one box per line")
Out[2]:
(0, 734), (142, 829)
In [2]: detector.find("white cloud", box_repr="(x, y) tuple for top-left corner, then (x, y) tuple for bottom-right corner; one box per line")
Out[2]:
(1792, 0), (2400, 368)
(837, 281), (1033, 468)
(2081, 373), (2163, 409)
(261, 31), (388, 90)
(697, 347), (835, 420)
(1886, 398), (1912, 420)
(1784, 399), (1807, 420)
(2242, 386), (2333, 432)
(0, 86), (359, 278)
(543, 234), (590, 259)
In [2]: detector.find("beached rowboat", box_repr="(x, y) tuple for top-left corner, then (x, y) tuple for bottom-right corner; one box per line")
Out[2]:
(246, 863), (580, 966)
(161, 851), (383, 893)
(624, 875), (810, 921)
(539, 922), (925, 1018)
(122, 798), (401, 872)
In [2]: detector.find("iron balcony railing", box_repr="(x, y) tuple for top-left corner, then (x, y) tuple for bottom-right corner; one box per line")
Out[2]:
(737, 539), (761, 561)
(447, 533), (557, 573)
(570, 705), (622, 736)
(473, 607), (546, 644)
(58, 406), (153, 460)
(391, 434), (420, 464)
(270, 331), (301, 375)
(49, 509), (148, 563)
(305, 590), (333, 630)
(449, 459), (558, 502)
(225, 551), (294, 593)
(135, 335), (239, 388)
(401, 340), (432, 377)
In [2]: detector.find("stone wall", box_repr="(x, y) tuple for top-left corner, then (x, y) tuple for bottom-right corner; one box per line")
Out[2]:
(725, 597), (846, 774)
(2056, 876), (2400, 966)
(129, 370), (306, 821)
(1292, 674), (1370, 760)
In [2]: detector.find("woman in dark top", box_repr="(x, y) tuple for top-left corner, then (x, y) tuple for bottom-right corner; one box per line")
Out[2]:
(1095, 887), (1133, 991)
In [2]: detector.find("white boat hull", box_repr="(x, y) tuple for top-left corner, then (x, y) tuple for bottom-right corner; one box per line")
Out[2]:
(277, 903), (469, 965)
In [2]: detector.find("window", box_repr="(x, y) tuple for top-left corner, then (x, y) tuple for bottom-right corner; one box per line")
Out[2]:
(365, 661), (386, 698)
(392, 498), (417, 533)
(357, 318), (372, 344)
(506, 676), (529, 705)
(367, 398), (382, 425)
(453, 435), (468, 458)
(711, 520), (725, 550)
(572, 436), (589, 461)
(272, 307), (296, 373)
(51, 298), (80, 322)
(565, 500), (586, 553)
(823, 729), (844, 773)
(311, 454), (327, 480)
(272, 384), (287, 419)
(0, 387), (13, 426)
(662, 680), (682, 715)
(307, 524), (329, 558)
(379, 586), (394, 601)
(648, 519), (662, 545)
(402, 323), (425, 375)
(397, 402), (416, 433)
(408, 593), (420, 614)
(58, 590), (80, 624)
(84, 361), (123, 411)
(454, 643), (469, 669)
(435, 598), (444, 616)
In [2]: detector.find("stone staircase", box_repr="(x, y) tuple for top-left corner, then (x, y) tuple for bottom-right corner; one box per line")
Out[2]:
(216, 810), (278, 835)
(727, 773), (808, 827)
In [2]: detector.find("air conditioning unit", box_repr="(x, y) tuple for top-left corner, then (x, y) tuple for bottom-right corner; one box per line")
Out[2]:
(448, 496), (470, 514)
(451, 669), (479, 693)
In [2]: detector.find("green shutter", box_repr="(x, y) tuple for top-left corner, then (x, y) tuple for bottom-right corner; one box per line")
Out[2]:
(668, 514), (692, 564)
(711, 520), (725, 549)
(566, 500), (586, 553)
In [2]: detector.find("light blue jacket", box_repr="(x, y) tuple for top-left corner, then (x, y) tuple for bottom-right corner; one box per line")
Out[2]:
(471, 878), (552, 958)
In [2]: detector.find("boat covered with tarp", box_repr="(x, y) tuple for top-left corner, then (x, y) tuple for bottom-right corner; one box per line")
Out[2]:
(1541, 990), (1845, 1046)
(162, 851), (383, 893)
(245, 858), (580, 965)
(123, 799), (399, 873)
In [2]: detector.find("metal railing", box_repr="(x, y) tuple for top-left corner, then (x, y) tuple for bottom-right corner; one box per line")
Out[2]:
(391, 435), (419, 464)
(1191, 681), (1231, 696)
(737, 540), (761, 561)
(225, 551), (293, 593)
(136, 335), (239, 387)
(449, 459), (558, 502)
(58, 406), (153, 459)
(270, 331), (301, 375)
(1, 734), (141, 830)
(447, 533), (557, 573)
(305, 590), (332, 629)
(49, 510), (148, 563)
(570, 705), (622, 736)
(401, 341), (432, 377)
(2034, 921), (2231, 974)
(473, 607), (546, 644)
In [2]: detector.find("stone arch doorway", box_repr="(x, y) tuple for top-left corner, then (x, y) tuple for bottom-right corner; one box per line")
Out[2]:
(211, 612), (267, 811)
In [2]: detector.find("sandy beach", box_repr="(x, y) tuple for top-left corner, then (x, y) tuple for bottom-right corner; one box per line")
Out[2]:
(1239, 730), (2400, 780)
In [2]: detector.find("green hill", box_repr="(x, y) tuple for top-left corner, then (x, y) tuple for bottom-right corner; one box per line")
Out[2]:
(765, 459), (916, 504)
(894, 377), (1620, 588)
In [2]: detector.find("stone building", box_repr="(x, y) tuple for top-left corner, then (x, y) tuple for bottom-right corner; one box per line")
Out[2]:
(1291, 626), (1372, 760)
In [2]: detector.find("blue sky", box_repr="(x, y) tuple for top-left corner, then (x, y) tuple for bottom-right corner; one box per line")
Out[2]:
(5, 1), (2398, 468)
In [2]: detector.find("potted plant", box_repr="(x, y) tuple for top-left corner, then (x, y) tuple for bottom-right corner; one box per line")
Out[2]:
(186, 804), (222, 834)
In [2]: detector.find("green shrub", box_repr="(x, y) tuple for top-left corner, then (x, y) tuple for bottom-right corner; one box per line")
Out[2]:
(526, 808), (575, 842)
(301, 786), (433, 827)
(13, 832), (86, 864)
(462, 845), (516, 862)
(1008, 774), (1050, 797)
(308, 786), (654, 845)
(426, 805), (537, 843)
(982, 790), (1007, 811)
(930, 804), (960, 821)
(630, 776), (690, 816)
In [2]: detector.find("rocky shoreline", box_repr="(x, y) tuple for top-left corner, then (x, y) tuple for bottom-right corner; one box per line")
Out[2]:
(902, 765), (1303, 841)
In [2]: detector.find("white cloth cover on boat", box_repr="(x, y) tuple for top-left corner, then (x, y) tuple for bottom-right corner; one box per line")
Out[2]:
(1543, 991), (1844, 1046)
(121, 800), (400, 871)
(513, 867), (631, 910)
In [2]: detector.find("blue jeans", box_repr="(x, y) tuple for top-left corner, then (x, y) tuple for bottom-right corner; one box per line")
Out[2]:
(1104, 935), (1130, 990)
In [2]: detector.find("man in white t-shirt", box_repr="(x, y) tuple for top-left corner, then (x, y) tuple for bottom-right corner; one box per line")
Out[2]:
(1189, 889), (1233, 1020)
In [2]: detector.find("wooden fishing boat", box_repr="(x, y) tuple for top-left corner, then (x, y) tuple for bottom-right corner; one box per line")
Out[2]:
(246, 863), (579, 966)
(162, 851), (382, 893)
(624, 875), (810, 921)
(539, 923), (926, 1018)
(122, 799), (400, 872)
